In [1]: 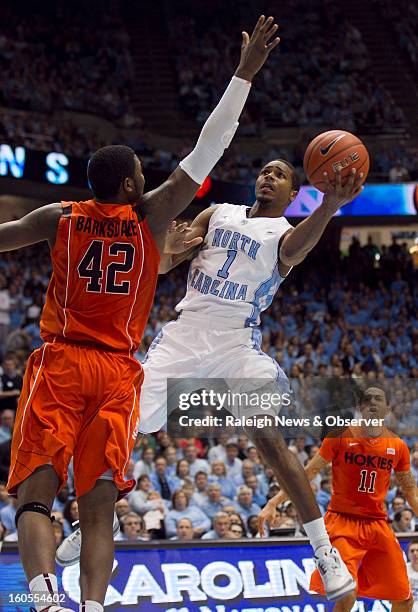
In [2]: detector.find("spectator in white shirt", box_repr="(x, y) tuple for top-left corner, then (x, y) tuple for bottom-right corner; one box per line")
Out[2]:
(225, 443), (242, 481)
(133, 446), (155, 480)
(207, 433), (229, 463)
(184, 444), (209, 477)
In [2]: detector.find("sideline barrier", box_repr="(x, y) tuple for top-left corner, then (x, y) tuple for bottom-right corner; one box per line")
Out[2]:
(1, 535), (417, 611)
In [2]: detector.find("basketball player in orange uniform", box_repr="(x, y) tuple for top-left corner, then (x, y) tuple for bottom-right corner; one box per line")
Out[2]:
(259, 384), (417, 610)
(0, 16), (281, 612)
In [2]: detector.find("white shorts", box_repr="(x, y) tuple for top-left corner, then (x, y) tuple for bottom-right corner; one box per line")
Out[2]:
(139, 313), (290, 434)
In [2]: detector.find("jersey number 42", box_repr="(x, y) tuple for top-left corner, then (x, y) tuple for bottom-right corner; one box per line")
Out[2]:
(77, 239), (135, 295)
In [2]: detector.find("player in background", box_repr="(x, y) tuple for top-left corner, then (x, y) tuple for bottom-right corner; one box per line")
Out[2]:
(0, 16), (280, 612)
(407, 542), (418, 611)
(258, 385), (416, 610)
(137, 164), (363, 600)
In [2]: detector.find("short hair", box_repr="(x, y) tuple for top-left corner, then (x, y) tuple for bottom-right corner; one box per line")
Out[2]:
(360, 383), (389, 404)
(87, 145), (137, 200)
(194, 471), (208, 480)
(226, 443), (239, 450)
(213, 512), (229, 524)
(271, 159), (300, 192)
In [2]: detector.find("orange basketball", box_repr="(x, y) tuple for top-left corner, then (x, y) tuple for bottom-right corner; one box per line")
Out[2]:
(303, 130), (370, 193)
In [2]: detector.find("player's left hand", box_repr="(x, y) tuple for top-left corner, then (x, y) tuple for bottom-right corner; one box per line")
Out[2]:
(164, 221), (204, 254)
(235, 15), (281, 82)
(321, 167), (364, 213)
(257, 502), (276, 538)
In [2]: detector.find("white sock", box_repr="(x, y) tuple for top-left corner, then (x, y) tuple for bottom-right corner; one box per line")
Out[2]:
(303, 517), (331, 557)
(29, 573), (58, 612)
(80, 601), (104, 612)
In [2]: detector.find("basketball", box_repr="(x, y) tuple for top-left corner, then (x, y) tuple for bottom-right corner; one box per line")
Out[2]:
(303, 130), (370, 192)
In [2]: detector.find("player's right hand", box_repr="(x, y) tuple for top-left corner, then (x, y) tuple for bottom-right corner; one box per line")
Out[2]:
(164, 221), (204, 254)
(258, 502), (277, 538)
(235, 15), (280, 82)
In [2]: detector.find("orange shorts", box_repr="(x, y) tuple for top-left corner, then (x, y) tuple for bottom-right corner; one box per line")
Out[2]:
(310, 511), (411, 601)
(7, 341), (143, 499)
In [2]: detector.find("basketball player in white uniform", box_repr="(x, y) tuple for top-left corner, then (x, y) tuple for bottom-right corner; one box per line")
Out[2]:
(138, 160), (364, 602)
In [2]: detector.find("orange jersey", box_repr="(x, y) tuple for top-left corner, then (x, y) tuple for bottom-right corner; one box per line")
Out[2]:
(41, 200), (160, 352)
(319, 427), (410, 519)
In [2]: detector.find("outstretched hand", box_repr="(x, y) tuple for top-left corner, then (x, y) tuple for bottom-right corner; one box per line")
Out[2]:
(321, 167), (364, 214)
(164, 221), (204, 254)
(258, 501), (277, 538)
(235, 15), (280, 82)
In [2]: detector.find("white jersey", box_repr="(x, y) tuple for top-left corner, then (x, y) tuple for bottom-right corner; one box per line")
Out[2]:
(175, 204), (292, 328)
(407, 562), (418, 603)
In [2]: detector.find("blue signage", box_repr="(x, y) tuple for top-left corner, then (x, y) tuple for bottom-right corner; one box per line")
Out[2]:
(1, 538), (415, 611)
(0, 143), (417, 217)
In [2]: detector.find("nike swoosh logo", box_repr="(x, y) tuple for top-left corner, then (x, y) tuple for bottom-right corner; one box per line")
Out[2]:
(348, 442), (358, 446)
(320, 134), (346, 156)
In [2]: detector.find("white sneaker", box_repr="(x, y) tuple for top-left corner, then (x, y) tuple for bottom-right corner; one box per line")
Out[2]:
(315, 546), (356, 601)
(56, 513), (120, 567)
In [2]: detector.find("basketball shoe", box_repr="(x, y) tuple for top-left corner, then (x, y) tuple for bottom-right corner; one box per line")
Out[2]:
(315, 547), (356, 601)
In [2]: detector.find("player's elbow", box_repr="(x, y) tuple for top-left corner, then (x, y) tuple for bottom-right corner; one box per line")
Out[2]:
(279, 245), (307, 267)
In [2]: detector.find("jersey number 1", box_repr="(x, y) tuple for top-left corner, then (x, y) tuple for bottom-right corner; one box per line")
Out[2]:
(358, 470), (377, 493)
(217, 249), (237, 279)
(78, 240), (135, 294)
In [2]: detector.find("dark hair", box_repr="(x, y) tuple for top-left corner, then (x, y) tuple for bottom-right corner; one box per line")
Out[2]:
(194, 470), (208, 480)
(87, 145), (136, 200)
(276, 159), (301, 192)
(360, 382), (389, 404)
(63, 498), (78, 527)
(226, 443), (239, 450)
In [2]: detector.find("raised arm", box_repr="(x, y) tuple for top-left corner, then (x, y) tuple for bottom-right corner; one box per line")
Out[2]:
(279, 168), (364, 267)
(0, 203), (62, 252)
(141, 16), (280, 245)
(258, 452), (329, 537)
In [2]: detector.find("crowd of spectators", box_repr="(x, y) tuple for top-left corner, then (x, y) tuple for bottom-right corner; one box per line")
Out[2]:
(167, 0), (407, 134)
(374, 0), (418, 70)
(0, 0), (134, 119)
(0, 230), (416, 542)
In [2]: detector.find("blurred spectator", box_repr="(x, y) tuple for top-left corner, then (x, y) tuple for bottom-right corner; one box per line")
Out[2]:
(133, 447), (155, 480)
(317, 478), (332, 515)
(150, 456), (178, 500)
(0, 353), (22, 411)
(184, 444), (210, 477)
(172, 517), (194, 541)
(406, 541), (418, 604)
(392, 508), (414, 533)
(63, 499), (79, 537)
(235, 486), (262, 526)
(202, 512), (231, 540)
(201, 483), (232, 519)
(116, 512), (149, 542)
(164, 490), (211, 538)
(0, 409), (14, 444)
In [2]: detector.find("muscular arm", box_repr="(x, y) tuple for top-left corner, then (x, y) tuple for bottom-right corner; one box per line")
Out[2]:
(141, 16), (280, 250)
(279, 168), (364, 267)
(0, 203), (62, 252)
(158, 206), (218, 273)
(268, 452), (329, 508)
(395, 471), (418, 516)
